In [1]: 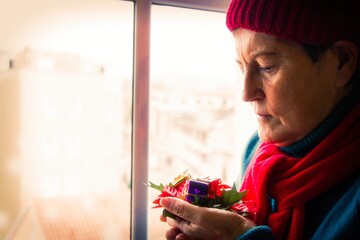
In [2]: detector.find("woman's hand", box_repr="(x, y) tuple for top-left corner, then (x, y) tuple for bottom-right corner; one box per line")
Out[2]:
(159, 197), (256, 240)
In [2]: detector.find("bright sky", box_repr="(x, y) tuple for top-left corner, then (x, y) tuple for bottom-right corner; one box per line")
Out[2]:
(151, 6), (236, 84)
(0, 0), (236, 81)
(0, 0), (133, 74)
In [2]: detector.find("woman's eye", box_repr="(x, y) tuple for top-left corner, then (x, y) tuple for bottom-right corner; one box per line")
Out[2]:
(260, 66), (274, 73)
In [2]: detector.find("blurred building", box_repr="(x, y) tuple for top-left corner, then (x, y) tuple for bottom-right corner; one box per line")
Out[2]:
(149, 81), (237, 181)
(0, 48), (129, 238)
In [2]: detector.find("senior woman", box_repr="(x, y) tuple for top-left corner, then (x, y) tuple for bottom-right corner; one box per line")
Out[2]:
(159, 0), (360, 239)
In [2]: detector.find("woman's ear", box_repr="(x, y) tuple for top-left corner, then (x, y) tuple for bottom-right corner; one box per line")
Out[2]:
(331, 41), (358, 87)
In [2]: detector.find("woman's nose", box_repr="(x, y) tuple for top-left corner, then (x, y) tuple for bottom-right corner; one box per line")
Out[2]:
(241, 71), (265, 102)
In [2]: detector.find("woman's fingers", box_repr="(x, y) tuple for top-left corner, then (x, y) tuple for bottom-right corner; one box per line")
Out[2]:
(160, 197), (256, 239)
(165, 227), (188, 240)
(160, 197), (234, 229)
(160, 198), (196, 222)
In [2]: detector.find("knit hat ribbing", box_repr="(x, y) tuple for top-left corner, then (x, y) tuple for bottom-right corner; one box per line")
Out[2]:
(226, 0), (359, 46)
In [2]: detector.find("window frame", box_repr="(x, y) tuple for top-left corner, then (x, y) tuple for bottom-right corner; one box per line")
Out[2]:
(130, 0), (230, 239)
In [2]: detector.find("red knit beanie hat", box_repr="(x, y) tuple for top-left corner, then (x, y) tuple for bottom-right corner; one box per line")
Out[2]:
(226, 0), (359, 46)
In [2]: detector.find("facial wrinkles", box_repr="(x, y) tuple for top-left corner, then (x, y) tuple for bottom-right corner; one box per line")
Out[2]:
(235, 32), (279, 116)
(263, 46), (321, 141)
(234, 29), (350, 145)
(236, 32), (266, 102)
(236, 32), (268, 67)
(245, 39), (297, 141)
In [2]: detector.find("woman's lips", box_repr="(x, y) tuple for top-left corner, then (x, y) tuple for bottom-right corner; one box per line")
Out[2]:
(256, 113), (272, 121)
(256, 112), (271, 117)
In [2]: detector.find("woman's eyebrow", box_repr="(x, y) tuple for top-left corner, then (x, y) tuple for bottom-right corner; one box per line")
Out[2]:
(235, 50), (278, 65)
(252, 50), (278, 60)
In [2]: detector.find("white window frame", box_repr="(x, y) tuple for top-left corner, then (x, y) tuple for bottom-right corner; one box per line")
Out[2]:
(130, 1), (230, 239)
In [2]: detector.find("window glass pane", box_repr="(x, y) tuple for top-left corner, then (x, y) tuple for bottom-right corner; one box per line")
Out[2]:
(148, 5), (257, 238)
(0, 1), (133, 239)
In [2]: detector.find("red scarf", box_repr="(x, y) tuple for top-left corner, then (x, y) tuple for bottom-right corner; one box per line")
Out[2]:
(240, 102), (360, 240)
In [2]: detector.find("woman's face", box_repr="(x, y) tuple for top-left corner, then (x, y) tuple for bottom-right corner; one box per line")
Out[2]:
(234, 29), (344, 146)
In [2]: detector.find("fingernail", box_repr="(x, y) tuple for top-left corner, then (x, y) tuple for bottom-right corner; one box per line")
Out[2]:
(175, 234), (187, 240)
